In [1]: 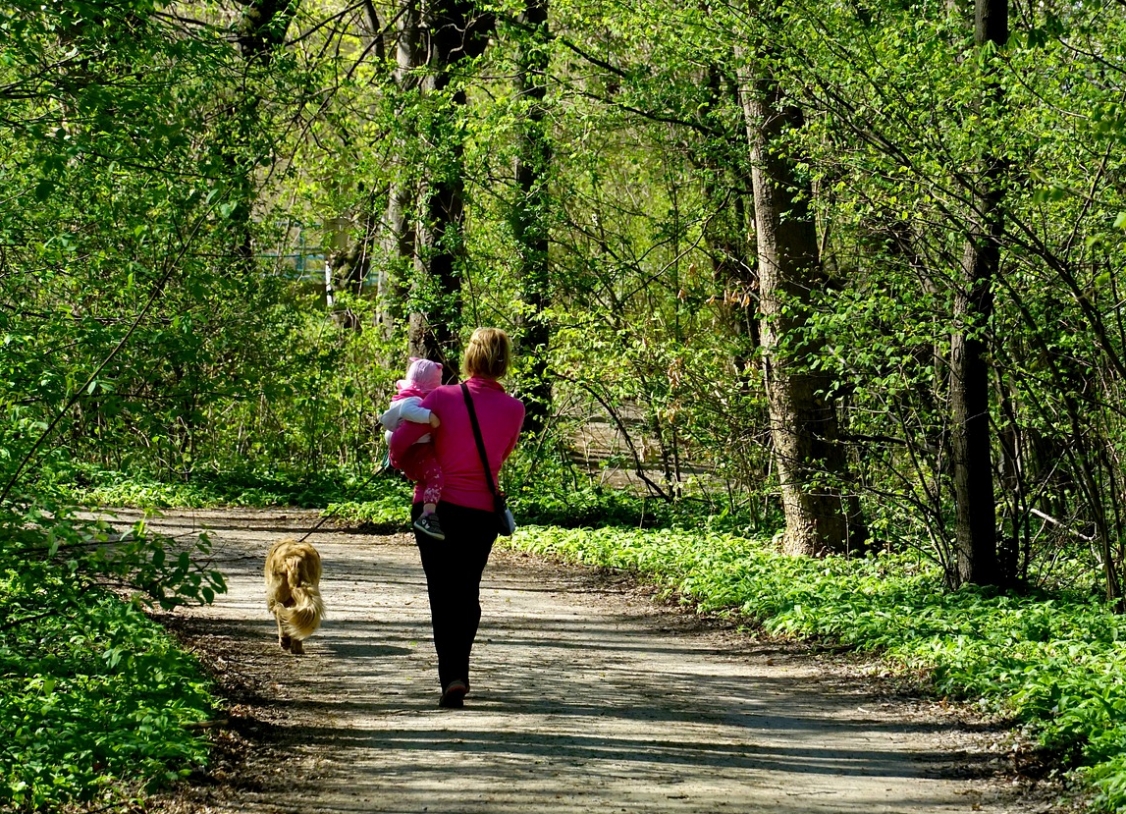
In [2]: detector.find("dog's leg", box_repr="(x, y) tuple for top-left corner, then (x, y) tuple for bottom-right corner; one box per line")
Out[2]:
(290, 638), (305, 655)
(276, 611), (292, 650)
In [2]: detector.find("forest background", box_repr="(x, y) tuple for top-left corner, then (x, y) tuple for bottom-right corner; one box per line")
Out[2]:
(5, 0), (1126, 811)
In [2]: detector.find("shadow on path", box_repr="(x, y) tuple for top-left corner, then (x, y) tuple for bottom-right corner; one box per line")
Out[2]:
(141, 509), (1035, 814)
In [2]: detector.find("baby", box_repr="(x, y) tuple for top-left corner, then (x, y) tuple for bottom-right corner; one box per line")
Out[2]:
(380, 358), (445, 540)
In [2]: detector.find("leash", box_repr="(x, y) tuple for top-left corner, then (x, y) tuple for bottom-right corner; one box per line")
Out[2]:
(295, 463), (386, 544)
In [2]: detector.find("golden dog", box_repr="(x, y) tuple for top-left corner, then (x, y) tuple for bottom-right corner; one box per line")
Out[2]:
(264, 539), (324, 655)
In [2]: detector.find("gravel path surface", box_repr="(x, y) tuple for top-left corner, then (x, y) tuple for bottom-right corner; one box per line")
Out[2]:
(128, 508), (1058, 814)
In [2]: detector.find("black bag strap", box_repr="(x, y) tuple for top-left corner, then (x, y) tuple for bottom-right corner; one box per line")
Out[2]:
(461, 383), (499, 496)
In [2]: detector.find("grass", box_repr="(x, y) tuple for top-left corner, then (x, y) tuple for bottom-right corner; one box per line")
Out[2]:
(503, 524), (1126, 813)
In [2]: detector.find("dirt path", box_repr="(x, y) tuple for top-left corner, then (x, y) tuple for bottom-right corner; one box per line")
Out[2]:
(129, 507), (1059, 814)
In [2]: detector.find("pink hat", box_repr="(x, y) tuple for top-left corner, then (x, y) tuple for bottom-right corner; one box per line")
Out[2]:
(395, 357), (443, 398)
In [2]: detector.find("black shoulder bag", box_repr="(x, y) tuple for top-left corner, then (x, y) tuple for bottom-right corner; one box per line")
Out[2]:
(460, 383), (516, 536)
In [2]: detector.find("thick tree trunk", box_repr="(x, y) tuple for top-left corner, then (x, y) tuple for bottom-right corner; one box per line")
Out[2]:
(236, 0), (297, 64)
(950, 0), (1007, 588)
(405, 1), (494, 377)
(951, 237), (1000, 586)
(513, 0), (551, 432)
(226, 0), (297, 272)
(378, 1), (425, 332)
(740, 59), (859, 556)
(408, 86), (466, 378)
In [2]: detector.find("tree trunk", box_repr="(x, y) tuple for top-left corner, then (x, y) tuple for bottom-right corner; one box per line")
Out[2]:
(328, 203), (378, 300)
(513, 0), (551, 432)
(324, 5), (387, 306)
(739, 56), (860, 556)
(236, 0), (297, 64)
(950, 0), (1007, 588)
(221, 0), (297, 272)
(378, 1), (425, 333)
(408, 88), (466, 377)
(405, 1), (494, 377)
(379, 175), (413, 330)
(238, 11), (297, 167)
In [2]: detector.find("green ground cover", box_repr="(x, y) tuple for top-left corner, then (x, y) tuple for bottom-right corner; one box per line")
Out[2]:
(0, 553), (216, 810)
(0, 574), (214, 810)
(51, 458), (683, 532)
(0, 499), (224, 811)
(502, 525), (1126, 813)
(35, 466), (1126, 812)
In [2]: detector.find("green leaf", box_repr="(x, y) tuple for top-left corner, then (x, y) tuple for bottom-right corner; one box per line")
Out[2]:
(34, 178), (55, 201)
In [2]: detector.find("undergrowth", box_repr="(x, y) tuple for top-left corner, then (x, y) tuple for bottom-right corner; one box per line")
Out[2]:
(0, 501), (222, 810)
(46, 463), (394, 510)
(47, 458), (697, 532)
(503, 525), (1126, 813)
(42, 463), (1126, 811)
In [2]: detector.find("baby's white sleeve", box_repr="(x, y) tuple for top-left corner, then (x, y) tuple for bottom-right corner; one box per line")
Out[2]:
(399, 398), (432, 425)
(379, 403), (400, 431)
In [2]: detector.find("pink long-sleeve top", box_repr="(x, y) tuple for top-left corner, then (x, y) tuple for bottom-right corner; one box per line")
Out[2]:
(389, 376), (525, 512)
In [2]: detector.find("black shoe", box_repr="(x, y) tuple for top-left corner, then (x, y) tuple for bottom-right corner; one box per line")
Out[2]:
(439, 679), (467, 708)
(413, 512), (446, 540)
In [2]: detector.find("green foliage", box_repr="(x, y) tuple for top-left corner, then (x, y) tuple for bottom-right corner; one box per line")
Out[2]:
(325, 493), (414, 532)
(8, 0), (1126, 809)
(503, 445), (681, 528)
(0, 494), (221, 810)
(505, 525), (1126, 811)
(53, 455), (695, 533)
(768, 0), (1126, 588)
(508, 479), (669, 529)
(0, 570), (214, 809)
(50, 461), (399, 511)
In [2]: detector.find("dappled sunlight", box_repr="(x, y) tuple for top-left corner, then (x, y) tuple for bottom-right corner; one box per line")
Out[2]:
(144, 511), (1027, 814)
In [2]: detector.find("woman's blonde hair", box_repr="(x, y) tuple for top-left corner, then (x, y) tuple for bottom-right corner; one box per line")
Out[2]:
(462, 327), (512, 380)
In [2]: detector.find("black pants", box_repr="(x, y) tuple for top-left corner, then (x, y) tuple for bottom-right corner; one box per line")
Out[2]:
(412, 501), (497, 692)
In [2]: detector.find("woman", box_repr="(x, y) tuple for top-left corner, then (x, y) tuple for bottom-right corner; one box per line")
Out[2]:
(389, 328), (525, 708)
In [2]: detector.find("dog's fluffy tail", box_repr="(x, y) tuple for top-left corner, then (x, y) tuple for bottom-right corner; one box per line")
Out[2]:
(283, 586), (324, 640)
(265, 541), (325, 642)
(282, 552), (324, 639)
